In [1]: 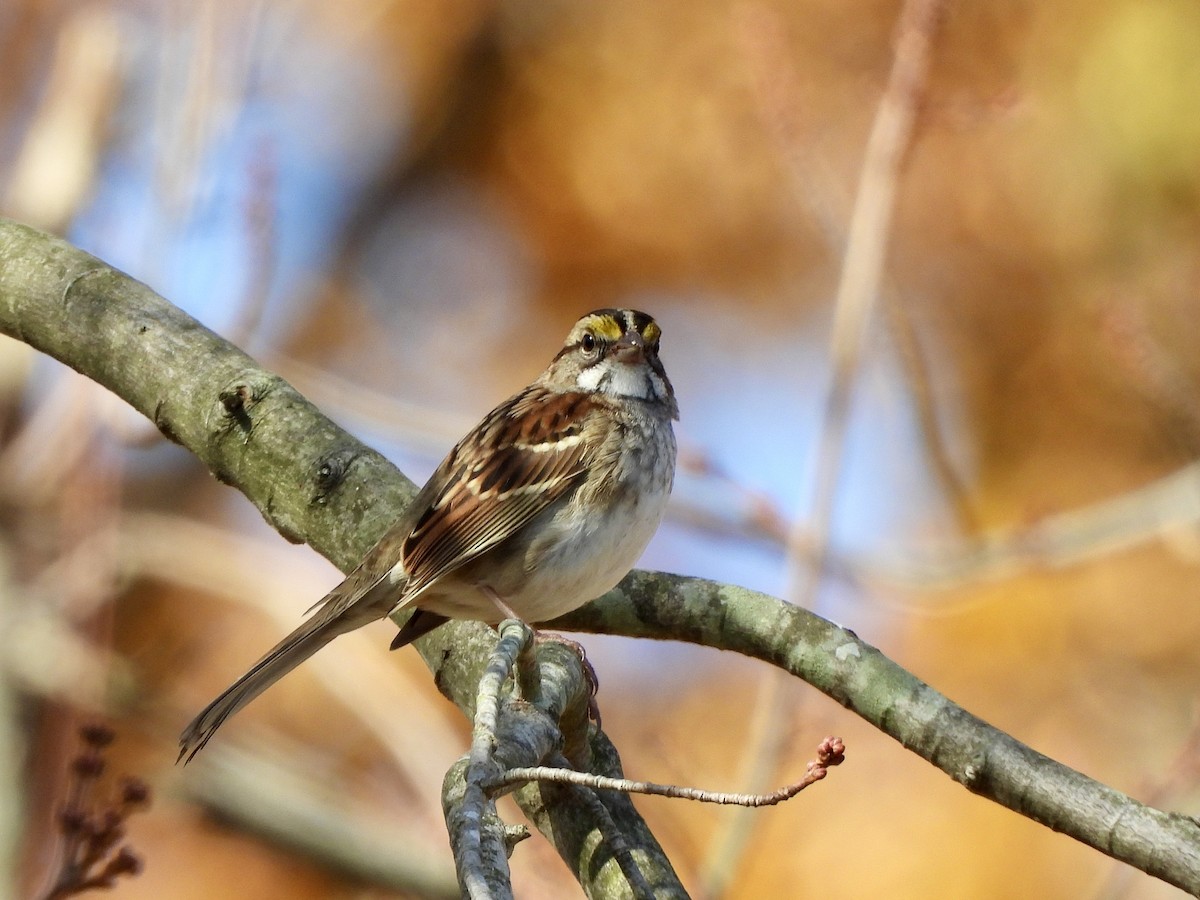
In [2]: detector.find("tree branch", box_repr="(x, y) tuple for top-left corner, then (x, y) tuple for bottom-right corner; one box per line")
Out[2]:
(0, 218), (684, 897)
(2, 218), (1198, 895)
(554, 573), (1200, 894)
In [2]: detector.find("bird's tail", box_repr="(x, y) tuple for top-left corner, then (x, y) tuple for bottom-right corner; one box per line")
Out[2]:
(178, 574), (393, 763)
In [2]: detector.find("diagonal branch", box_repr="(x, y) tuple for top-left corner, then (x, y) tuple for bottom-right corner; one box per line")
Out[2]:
(554, 573), (1200, 896)
(0, 218), (684, 897)
(2, 219), (1199, 895)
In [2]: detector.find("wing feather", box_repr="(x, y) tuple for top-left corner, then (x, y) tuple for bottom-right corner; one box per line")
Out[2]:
(399, 387), (598, 600)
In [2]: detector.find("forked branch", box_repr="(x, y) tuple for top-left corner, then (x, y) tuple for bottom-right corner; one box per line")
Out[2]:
(2, 219), (1198, 895)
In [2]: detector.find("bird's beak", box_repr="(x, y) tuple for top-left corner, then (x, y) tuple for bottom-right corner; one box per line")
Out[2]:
(612, 331), (645, 364)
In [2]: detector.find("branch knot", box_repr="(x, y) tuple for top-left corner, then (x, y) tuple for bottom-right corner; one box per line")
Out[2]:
(215, 374), (274, 435)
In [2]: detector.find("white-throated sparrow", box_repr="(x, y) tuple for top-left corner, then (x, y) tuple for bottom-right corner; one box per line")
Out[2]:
(179, 308), (678, 760)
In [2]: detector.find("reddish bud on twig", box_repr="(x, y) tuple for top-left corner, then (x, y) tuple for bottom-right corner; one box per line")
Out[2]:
(818, 735), (846, 767)
(79, 725), (115, 749)
(119, 777), (151, 807)
(41, 725), (150, 899)
(103, 847), (141, 878)
(71, 753), (105, 779)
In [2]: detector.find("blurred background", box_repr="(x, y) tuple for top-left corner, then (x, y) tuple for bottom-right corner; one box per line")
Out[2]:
(2, 0), (1200, 897)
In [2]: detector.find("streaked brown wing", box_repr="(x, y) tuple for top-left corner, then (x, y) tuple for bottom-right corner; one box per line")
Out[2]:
(399, 387), (598, 600)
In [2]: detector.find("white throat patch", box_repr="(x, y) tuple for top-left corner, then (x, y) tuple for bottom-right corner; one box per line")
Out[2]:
(577, 359), (660, 400)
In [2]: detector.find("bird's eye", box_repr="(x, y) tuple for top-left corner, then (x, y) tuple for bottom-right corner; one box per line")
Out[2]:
(581, 332), (597, 354)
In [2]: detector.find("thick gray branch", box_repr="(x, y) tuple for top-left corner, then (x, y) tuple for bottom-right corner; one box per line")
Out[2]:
(0, 219), (683, 897)
(2, 218), (1198, 895)
(0, 220), (415, 565)
(555, 573), (1200, 895)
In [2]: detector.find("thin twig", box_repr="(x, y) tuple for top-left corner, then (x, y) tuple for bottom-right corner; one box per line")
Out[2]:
(881, 292), (980, 532)
(228, 135), (278, 350)
(37, 725), (149, 900)
(453, 620), (533, 900)
(470, 620), (532, 769)
(5, 218), (1200, 894)
(707, 3), (945, 894)
(736, 0), (976, 534)
(286, 351), (1200, 593)
(799, 0), (945, 594)
(286, 346), (1200, 599)
(491, 737), (846, 808)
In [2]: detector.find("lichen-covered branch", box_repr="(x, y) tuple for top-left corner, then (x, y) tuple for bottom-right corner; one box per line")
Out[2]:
(3, 218), (1198, 895)
(430, 619), (686, 897)
(445, 621), (675, 899)
(0, 219), (415, 569)
(446, 620), (535, 900)
(554, 573), (1200, 895)
(0, 218), (683, 897)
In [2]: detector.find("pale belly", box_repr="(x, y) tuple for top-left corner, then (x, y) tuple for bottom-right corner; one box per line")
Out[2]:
(505, 489), (667, 621)
(417, 485), (670, 624)
(408, 407), (676, 625)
